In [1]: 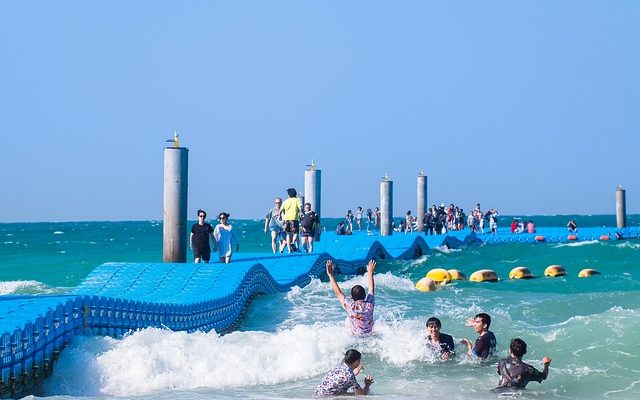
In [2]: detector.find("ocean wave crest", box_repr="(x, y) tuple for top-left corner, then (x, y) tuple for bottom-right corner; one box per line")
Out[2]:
(0, 280), (60, 295)
(553, 240), (600, 248)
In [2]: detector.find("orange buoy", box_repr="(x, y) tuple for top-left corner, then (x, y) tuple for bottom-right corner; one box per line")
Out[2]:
(600, 235), (610, 241)
(535, 236), (545, 242)
(447, 269), (467, 281)
(544, 265), (566, 277)
(567, 234), (577, 241)
(426, 268), (452, 284)
(509, 266), (533, 279)
(578, 268), (601, 278)
(469, 269), (499, 282)
(416, 277), (437, 292)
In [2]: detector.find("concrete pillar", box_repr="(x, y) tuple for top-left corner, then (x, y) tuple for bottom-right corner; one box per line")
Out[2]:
(616, 186), (626, 228)
(163, 144), (188, 263)
(380, 176), (393, 236)
(304, 164), (321, 241)
(416, 172), (427, 232)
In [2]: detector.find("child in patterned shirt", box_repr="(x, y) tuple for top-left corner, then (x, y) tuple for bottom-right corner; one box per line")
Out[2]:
(326, 259), (376, 335)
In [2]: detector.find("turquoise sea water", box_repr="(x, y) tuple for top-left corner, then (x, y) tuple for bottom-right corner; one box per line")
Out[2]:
(1, 215), (639, 399)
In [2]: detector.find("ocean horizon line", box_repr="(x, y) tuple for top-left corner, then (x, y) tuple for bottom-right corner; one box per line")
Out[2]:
(1, 213), (638, 225)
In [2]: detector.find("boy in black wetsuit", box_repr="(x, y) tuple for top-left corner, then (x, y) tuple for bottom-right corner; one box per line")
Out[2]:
(425, 317), (455, 360)
(460, 312), (497, 359)
(494, 338), (551, 391)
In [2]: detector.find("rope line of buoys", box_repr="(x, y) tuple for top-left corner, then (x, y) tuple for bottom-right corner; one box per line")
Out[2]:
(417, 265), (601, 289)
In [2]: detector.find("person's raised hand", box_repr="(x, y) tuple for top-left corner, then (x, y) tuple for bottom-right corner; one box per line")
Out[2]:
(366, 259), (376, 274)
(542, 357), (552, 365)
(326, 260), (335, 276)
(364, 375), (374, 385)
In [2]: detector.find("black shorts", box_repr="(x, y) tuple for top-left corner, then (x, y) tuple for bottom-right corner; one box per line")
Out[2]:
(301, 229), (315, 238)
(193, 246), (211, 262)
(284, 220), (299, 234)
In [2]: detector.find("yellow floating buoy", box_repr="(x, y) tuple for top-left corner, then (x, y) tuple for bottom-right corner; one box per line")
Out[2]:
(426, 268), (452, 284)
(469, 269), (499, 282)
(447, 269), (467, 281)
(600, 235), (610, 241)
(509, 266), (534, 279)
(535, 236), (545, 242)
(416, 277), (436, 292)
(544, 265), (566, 277)
(578, 268), (601, 278)
(567, 234), (577, 241)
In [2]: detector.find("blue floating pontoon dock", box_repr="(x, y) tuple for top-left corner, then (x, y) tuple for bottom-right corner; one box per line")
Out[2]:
(0, 226), (637, 398)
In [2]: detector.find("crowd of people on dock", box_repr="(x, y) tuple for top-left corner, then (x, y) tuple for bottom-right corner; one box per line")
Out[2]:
(317, 259), (552, 396)
(263, 188), (320, 253)
(190, 188), (588, 264)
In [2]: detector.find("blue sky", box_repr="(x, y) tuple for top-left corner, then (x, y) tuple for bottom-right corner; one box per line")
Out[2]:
(1, 1), (638, 222)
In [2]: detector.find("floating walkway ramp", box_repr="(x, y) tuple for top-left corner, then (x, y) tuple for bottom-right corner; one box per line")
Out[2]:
(1, 227), (637, 398)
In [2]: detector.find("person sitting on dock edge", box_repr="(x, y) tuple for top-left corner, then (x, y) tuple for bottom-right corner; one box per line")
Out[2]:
(326, 259), (376, 335)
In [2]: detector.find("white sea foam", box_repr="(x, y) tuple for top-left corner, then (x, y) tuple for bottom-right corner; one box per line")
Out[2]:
(53, 231), (64, 235)
(616, 242), (640, 250)
(46, 316), (460, 397)
(433, 245), (462, 253)
(553, 240), (599, 248)
(603, 378), (640, 397)
(0, 280), (56, 295)
(46, 325), (352, 396)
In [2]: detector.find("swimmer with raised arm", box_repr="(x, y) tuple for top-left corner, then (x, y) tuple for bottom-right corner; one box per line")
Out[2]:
(460, 312), (497, 360)
(326, 259), (376, 335)
(494, 338), (552, 391)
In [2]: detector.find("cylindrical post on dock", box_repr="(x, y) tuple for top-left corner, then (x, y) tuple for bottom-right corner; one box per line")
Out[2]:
(304, 161), (321, 241)
(163, 134), (188, 263)
(616, 186), (626, 229)
(380, 175), (393, 236)
(416, 172), (427, 232)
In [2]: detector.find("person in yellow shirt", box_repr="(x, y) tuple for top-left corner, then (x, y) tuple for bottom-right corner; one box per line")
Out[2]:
(280, 188), (302, 253)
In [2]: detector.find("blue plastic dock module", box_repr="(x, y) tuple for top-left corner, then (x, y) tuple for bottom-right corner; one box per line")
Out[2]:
(0, 226), (637, 398)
